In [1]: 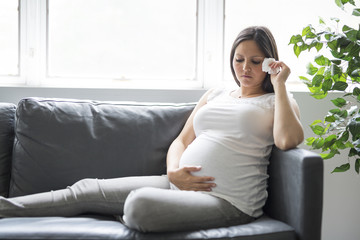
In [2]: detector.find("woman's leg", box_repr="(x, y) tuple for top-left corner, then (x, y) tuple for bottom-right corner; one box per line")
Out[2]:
(123, 187), (255, 232)
(0, 176), (169, 217)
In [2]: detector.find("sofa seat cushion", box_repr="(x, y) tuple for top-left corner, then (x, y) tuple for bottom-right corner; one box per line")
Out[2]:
(0, 215), (295, 240)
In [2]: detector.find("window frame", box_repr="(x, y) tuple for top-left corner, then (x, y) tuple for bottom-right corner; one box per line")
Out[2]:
(0, 0), (307, 91)
(0, 0), (225, 89)
(0, 0), (21, 84)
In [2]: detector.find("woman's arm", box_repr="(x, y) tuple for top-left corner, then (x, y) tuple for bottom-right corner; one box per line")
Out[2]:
(166, 89), (216, 191)
(270, 61), (304, 150)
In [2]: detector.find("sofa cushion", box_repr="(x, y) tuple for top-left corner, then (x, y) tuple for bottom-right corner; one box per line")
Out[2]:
(10, 98), (195, 197)
(0, 215), (295, 240)
(0, 103), (16, 197)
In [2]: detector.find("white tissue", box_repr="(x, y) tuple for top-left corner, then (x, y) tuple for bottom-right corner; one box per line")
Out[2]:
(262, 58), (280, 74)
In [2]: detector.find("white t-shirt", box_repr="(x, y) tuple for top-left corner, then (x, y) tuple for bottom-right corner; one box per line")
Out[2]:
(171, 88), (278, 217)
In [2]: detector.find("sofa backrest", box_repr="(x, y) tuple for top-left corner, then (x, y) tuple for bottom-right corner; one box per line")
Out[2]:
(0, 103), (16, 197)
(9, 98), (195, 197)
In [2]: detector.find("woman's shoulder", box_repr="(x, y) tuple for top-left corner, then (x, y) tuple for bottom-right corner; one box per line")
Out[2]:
(206, 87), (232, 102)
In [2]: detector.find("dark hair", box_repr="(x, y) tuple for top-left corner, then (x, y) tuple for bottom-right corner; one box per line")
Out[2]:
(230, 26), (279, 93)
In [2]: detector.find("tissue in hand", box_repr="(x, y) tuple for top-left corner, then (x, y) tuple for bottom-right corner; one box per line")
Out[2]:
(262, 58), (280, 74)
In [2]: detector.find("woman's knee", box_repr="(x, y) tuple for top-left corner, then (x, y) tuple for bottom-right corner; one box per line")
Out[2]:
(123, 187), (164, 232)
(67, 178), (100, 200)
(70, 178), (97, 190)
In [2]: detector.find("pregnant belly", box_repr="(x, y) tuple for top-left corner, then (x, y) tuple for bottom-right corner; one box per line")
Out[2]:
(179, 137), (240, 181)
(178, 136), (269, 214)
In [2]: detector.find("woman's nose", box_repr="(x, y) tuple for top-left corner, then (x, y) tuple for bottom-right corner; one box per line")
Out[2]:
(243, 61), (250, 71)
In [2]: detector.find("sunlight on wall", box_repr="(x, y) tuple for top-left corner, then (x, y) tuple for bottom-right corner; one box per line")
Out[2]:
(224, 0), (359, 84)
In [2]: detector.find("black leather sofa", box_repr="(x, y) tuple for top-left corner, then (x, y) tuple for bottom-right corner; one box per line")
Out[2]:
(0, 97), (323, 240)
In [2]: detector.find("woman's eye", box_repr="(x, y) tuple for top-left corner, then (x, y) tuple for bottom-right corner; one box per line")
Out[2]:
(235, 59), (261, 64)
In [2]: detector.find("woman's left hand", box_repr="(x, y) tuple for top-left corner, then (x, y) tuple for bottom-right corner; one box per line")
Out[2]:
(269, 61), (291, 87)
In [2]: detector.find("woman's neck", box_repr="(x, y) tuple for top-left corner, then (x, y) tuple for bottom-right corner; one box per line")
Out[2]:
(235, 87), (267, 98)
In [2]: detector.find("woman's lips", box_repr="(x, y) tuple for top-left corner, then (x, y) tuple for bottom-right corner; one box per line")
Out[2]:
(242, 75), (252, 78)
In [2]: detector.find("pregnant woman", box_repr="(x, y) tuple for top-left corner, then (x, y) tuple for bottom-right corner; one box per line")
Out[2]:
(0, 26), (304, 233)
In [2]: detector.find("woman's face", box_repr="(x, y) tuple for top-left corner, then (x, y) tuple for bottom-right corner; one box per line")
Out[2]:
(232, 40), (267, 90)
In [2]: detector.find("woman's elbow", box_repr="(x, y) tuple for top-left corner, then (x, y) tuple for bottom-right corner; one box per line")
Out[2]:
(275, 134), (304, 151)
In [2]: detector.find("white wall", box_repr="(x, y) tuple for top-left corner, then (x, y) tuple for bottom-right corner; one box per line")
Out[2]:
(0, 86), (359, 240)
(295, 91), (360, 240)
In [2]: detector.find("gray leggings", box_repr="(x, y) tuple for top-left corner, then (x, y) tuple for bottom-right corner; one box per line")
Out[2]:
(0, 176), (254, 232)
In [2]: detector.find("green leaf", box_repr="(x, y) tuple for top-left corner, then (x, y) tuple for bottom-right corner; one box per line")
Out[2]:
(332, 163), (350, 173)
(317, 67), (325, 75)
(342, 25), (353, 32)
(324, 69), (332, 81)
(320, 152), (334, 159)
(311, 91), (328, 99)
(331, 59), (342, 65)
(331, 64), (343, 76)
(299, 76), (310, 82)
(336, 140), (346, 149)
(331, 97), (347, 107)
(302, 25), (312, 37)
(353, 8), (360, 16)
(320, 150), (338, 160)
(315, 55), (331, 66)
(348, 0), (356, 6)
(312, 75), (324, 86)
(335, 0), (344, 9)
(315, 42), (324, 52)
(319, 17), (326, 24)
(353, 87), (360, 96)
(329, 108), (341, 114)
(345, 141), (353, 148)
(328, 39), (338, 51)
(348, 119), (360, 140)
(289, 34), (303, 44)
(311, 125), (326, 135)
(307, 63), (319, 75)
(338, 130), (349, 142)
(355, 159), (360, 174)
(305, 137), (315, 146)
(311, 119), (323, 126)
(312, 137), (325, 149)
(332, 81), (348, 91)
(323, 134), (337, 149)
(344, 30), (358, 41)
(351, 69), (360, 78)
(338, 109), (348, 118)
(309, 85), (328, 99)
(322, 78), (333, 92)
(349, 148), (358, 157)
(293, 44), (301, 58)
(325, 115), (336, 122)
(306, 32), (318, 40)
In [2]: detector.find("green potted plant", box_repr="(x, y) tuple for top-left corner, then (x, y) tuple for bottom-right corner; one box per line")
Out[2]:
(289, 0), (360, 173)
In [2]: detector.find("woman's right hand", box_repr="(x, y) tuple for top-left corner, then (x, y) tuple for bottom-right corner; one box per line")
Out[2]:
(167, 166), (216, 192)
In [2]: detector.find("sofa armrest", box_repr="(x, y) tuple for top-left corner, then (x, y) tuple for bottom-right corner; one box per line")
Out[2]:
(264, 147), (323, 240)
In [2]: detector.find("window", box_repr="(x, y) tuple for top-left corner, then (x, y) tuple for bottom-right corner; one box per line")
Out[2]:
(0, 0), (358, 89)
(0, 1), (19, 77)
(48, 0), (197, 83)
